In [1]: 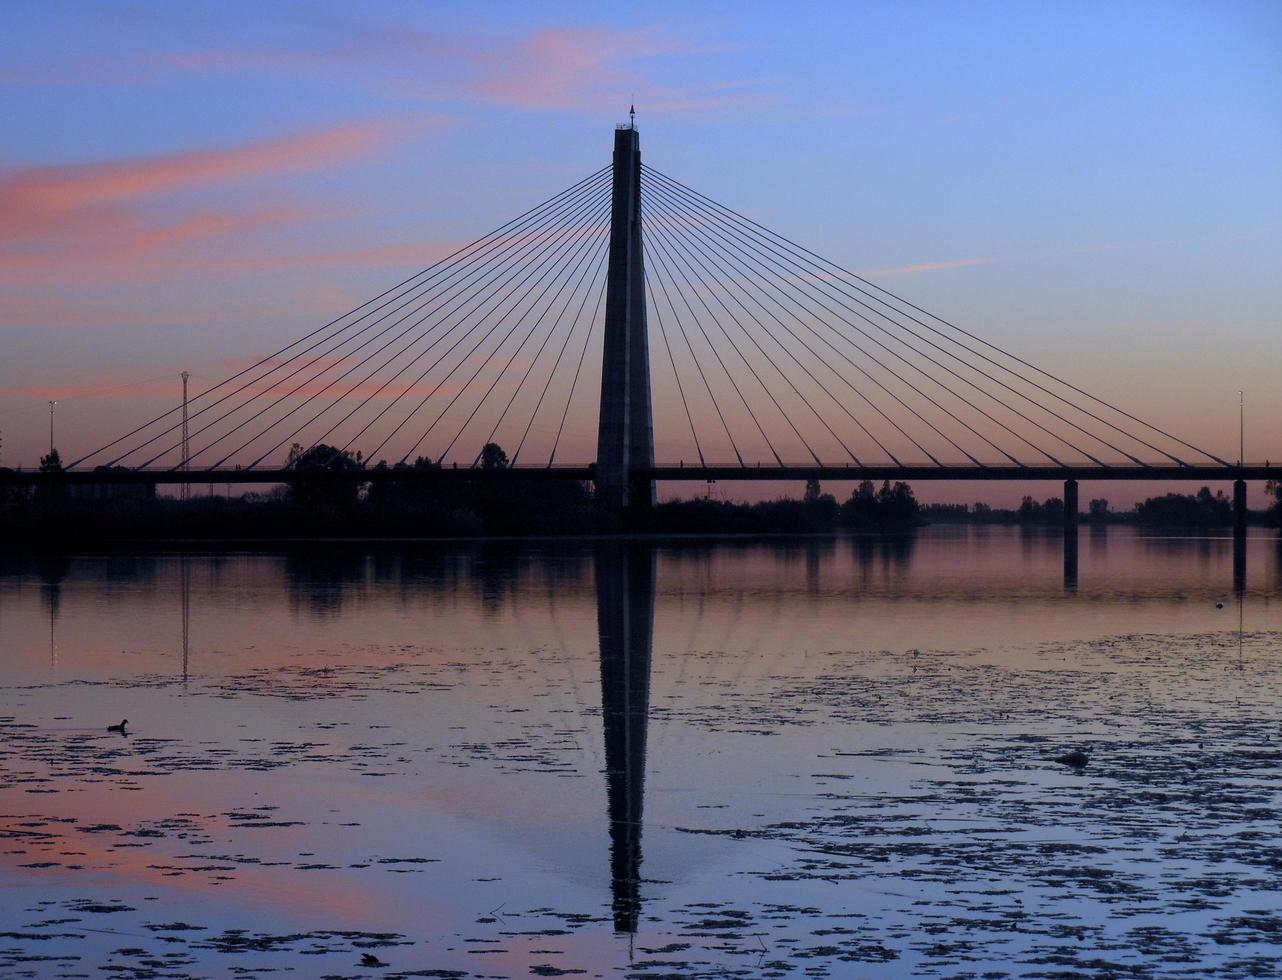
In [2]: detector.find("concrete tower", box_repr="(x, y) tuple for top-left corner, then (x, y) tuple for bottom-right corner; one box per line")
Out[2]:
(596, 125), (655, 510)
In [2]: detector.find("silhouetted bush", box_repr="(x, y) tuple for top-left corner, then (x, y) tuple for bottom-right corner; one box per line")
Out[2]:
(1135, 486), (1232, 526)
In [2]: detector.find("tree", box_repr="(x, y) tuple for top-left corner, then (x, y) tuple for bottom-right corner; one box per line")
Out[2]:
(284, 443), (364, 506)
(1135, 486), (1232, 526)
(480, 442), (509, 471)
(804, 477), (822, 506)
(39, 449), (63, 474)
(840, 479), (919, 528)
(286, 443), (363, 472)
(1268, 480), (1282, 526)
(1088, 498), (1109, 518)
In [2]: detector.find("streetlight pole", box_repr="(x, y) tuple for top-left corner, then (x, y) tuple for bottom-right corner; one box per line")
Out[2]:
(1239, 390), (1244, 467)
(48, 400), (56, 457)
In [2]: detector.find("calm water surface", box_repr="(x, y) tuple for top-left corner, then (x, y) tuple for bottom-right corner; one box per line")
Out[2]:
(2, 526), (1281, 978)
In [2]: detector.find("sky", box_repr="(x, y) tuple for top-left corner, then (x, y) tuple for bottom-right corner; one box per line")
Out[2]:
(0, 0), (1278, 506)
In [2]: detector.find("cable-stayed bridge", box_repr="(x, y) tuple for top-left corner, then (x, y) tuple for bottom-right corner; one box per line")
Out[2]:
(18, 124), (1278, 522)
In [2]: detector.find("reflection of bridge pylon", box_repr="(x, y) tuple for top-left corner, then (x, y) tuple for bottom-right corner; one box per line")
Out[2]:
(595, 542), (655, 933)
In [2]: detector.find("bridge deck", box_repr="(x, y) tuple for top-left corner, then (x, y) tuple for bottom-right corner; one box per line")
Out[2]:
(3, 464), (1279, 485)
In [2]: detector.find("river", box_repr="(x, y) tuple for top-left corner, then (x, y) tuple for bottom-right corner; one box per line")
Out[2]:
(2, 526), (1280, 977)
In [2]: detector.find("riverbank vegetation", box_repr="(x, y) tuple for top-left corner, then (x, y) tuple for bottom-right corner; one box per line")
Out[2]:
(2, 443), (1277, 545)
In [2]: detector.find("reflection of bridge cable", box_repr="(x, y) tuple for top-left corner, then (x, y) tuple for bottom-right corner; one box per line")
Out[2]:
(69, 165), (610, 470)
(645, 225), (786, 466)
(644, 181), (1057, 467)
(386, 197), (612, 464)
(221, 179), (614, 469)
(644, 176), (1108, 468)
(121, 170), (612, 469)
(646, 274), (704, 466)
(644, 165), (1225, 467)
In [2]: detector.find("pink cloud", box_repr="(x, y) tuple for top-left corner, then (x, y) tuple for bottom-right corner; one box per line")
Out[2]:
(0, 118), (441, 291)
(155, 17), (764, 114)
(0, 121), (400, 241)
(857, 256), (992, 278)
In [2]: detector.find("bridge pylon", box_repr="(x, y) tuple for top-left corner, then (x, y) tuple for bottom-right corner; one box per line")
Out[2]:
(596, 124), (655, 510)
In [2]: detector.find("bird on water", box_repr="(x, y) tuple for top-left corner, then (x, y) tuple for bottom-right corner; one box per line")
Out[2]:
(1053, 749), (1089, 768)
(107, 719), (128, 734)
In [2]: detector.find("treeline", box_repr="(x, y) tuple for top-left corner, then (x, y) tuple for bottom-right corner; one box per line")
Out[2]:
(641, 479), (922, 534)
(923, 484), (1282, 527)
(3, 443), (1278, 545)
(0, 447), (925, 543)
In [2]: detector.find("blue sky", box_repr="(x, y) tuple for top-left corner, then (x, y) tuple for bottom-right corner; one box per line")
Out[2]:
(0, 0), (1278, 502)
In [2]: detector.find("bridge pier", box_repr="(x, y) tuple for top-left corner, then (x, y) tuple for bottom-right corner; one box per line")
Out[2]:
(1063, 479), (1078, 532)
(1233, 479), (1247, 534)
(1233, 478), (1247, 597)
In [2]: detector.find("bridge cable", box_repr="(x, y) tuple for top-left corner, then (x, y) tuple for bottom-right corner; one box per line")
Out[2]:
(647, 187), (953, 466)
(343, 195), (611, 465)
(283, 182), (612, 469)
(654, 164), (1226, 467)
(642, 227), (748, 466)
(199, 188), (611, 470)
(125, 168), (613, 469)
(372, 197), (612, 464)
(648, 209), (861, 466)
(644, 197), (897, 467)
(645, 175), (1115, 467)
(644, 165), (1223, 467)
(643, 223), (792, 467)
(645, 272), (706, 467)
(643, 171), (1133, 466)
(640, 194), (892, 466)
(511, 246), (609, 467)
(644, 180), (1056, 467)
(456, 226), (613, 465)
(393, 200), (610, 466)
(69, 164), (610, 470)
(546, 276), (606, 467)
(431, 208), (611, 466)
(211, 178), (615, 469)
(642, 209), (839, 467)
